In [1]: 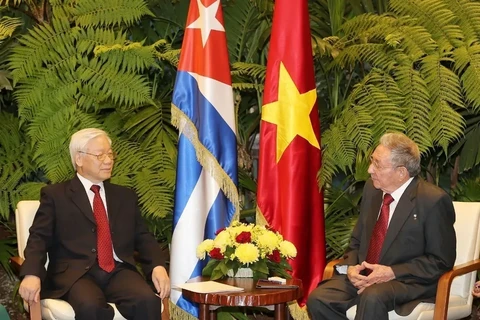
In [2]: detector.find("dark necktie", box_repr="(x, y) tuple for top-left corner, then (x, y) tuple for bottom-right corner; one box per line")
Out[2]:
(90, 185), (115, 272)
(365, 193), (394, 265)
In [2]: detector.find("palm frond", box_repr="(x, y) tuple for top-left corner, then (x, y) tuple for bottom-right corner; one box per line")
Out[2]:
(224, 0), (270, 63)
(457, 117), (480, 172)
(333, 44), (397, 71)
(78, 57), (152, 107)
(73, 0), (153, 28)
(0, 112), (36, 219)
(0, 15), (22, 41)
(10, 17), (78, 82)
(231, 62), (266, 82)
(342, 105), (373, 152)
(94, 41), (159, 73)
(394, 66), (433, 151)
(390, 0), (464, 50)
(453, 43), (480, 111)
(349, 82), (405, 138)
(421, 53), (464, 108)
(429, 99), (465, 151)
(444, 0), (480, 42)
(321, 123), (357, 173)
(77, 28), (127, 54)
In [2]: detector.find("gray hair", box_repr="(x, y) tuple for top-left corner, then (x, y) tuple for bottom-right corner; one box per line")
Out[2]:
(379, 132), (421, 177)
(69, 128), (111, 169)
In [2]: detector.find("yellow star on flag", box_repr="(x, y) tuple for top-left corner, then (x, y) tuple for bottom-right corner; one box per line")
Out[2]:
(262, 62), (320, 162)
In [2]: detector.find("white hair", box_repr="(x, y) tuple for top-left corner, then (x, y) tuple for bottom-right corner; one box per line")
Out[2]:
(379, 132), (421, 177)
(69, 128), (112, 170)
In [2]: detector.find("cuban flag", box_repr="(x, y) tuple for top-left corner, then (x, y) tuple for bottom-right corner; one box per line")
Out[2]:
(169, 0), (239, 317)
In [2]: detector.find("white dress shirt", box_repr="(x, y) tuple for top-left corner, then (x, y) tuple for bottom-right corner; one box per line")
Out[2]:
(77, 173), (122, 262)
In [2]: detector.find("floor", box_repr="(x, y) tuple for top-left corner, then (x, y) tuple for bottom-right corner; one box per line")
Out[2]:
(1, 266), (479, 320)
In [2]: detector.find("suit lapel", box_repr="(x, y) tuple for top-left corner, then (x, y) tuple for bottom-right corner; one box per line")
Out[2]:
(67, 176), (95, 224)
(103, 182), (118, 227)
(379, 177), (419, 261)
(365, 189), (383, 250)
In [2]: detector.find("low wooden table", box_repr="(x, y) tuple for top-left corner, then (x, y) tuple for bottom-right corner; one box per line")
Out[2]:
(181, 277), (303, 320)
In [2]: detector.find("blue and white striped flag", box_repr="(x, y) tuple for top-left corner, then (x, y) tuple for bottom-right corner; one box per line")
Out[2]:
(169, 0), (239, 317)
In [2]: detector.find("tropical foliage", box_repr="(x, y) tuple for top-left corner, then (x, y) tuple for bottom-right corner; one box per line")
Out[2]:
(1, 0), (480, 273)
(1, 0), (179, 242)
(320, 0), (480, 186)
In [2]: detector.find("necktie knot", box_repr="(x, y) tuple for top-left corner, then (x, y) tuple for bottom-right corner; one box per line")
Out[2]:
(90, 185), (101, 194)
(383, 193), (394, 206)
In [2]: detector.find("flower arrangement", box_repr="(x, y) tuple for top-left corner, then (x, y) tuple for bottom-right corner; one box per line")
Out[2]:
(196, 221), (297, 280)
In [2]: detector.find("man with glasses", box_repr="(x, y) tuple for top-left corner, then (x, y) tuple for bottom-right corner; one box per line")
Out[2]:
(18, 128), (170, 320)
(307, 132), (456, 320)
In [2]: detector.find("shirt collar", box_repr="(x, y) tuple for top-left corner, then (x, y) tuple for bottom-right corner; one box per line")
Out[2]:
(76, 173), (105, 192)
(388, 177), (414, 202)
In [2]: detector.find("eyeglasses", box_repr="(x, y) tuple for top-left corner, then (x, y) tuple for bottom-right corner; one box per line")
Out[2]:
(369, 155), (397, 171)
(78, 151), (117, 161)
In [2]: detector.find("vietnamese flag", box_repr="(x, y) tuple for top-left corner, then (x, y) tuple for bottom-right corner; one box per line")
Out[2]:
(256, 0), (326, 307)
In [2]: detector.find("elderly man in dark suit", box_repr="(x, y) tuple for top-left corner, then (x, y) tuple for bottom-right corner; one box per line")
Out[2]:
(18, 128), (170, 320)
(307, 132), (456, 320)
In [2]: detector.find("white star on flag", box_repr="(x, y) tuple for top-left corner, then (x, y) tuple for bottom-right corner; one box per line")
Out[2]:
(186, 0), (225, 47)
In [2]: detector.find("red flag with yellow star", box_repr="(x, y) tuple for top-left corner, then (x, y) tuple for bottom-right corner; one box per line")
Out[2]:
(256, 0), (325, 308)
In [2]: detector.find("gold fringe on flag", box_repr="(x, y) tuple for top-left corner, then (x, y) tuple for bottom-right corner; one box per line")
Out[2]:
(288, 301), (311, 320)
(171, 104), (240, 220)
(169, 301), (198, 320)
(255, 206), (269, 227)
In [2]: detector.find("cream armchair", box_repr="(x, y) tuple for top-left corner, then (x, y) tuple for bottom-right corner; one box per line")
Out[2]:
(322, 201), (480, 320)
(10, 200), (169, 320)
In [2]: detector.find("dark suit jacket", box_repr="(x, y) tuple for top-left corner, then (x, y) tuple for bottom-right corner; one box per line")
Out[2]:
(20, 176), (167, 299)
(343, 177), (456, 315)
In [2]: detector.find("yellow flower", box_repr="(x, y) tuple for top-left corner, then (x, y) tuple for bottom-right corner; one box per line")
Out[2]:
(214, 230), (233, 252)
(279, 240), (297, 258)
(235, 243), (259, 264)
(256, 230), (281, 253)
(196, 239), (214, 259)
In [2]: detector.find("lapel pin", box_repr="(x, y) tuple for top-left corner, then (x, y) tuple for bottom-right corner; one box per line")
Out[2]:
(413, 214), (417, 220)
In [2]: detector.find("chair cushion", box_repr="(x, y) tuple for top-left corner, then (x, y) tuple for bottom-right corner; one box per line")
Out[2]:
(15, 200), (40, 259)
(41, 299), (126, 320)
(346, 295), (469, 320)
(450, 202), (480, 299)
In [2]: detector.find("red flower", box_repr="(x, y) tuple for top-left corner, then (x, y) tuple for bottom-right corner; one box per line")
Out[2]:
(236, 231), (252, 243)
(215, 227), (226, 235)
(209, 248), (224, 260)
(267, 250), (281, 263)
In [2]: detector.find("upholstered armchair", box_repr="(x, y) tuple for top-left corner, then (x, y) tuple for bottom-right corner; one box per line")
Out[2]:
(322, 201), (480, 320)
(10, 200), (169, 320)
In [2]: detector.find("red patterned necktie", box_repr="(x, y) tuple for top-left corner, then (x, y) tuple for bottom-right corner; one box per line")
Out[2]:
(90, 185), (115, 272)
(366, 193), (394, 265)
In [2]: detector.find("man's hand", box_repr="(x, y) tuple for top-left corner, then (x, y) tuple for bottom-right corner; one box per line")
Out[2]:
(356, 261), (395, 294)
(347, 264), (368, 290)
(19, 275), (41, 304)
(152, 266), (170, 299)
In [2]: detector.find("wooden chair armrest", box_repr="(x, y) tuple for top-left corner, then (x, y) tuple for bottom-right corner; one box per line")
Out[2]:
(9, 256), (24, 275)
(433, 258), (480, 320)
(29, 301), (41, 320)
(9, 256), (42, 320)
(323, 258), (344, 280)
(162, 299), (170, 320)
